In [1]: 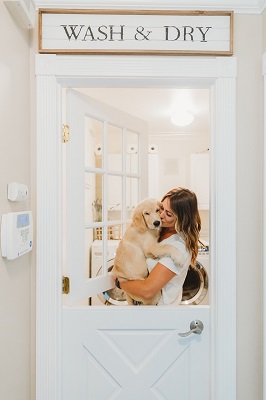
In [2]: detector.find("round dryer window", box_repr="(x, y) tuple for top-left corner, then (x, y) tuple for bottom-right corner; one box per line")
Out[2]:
(180, 261), (209, 305)
(97, 262), (128, 306)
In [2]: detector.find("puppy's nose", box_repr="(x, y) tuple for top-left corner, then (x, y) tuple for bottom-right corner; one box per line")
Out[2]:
(153, 220), (161, 227)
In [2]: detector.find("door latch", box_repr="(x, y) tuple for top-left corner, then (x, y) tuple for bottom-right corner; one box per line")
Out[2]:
(178, 320), (204, 337)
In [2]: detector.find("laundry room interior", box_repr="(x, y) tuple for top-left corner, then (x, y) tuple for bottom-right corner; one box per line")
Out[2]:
(71, 86), (210, 306)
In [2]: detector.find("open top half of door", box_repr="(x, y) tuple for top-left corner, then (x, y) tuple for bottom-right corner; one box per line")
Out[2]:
(63, 89), (148, 305)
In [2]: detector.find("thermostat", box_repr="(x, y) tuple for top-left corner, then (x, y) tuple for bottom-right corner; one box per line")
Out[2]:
(1, 211), (33, 260)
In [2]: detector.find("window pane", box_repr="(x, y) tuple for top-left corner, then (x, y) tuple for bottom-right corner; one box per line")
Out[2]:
(107, 224), (122, 240)
(90, 236), (104, 279)
(85, 227), (94, 279)
(107, 175), (122, 220)
(85, 116), (103, 169)
(126, 131), (139, 173)
(85, 172), (102, 225)
(107, 124), (122, 171)
(126, 176), (139, 212)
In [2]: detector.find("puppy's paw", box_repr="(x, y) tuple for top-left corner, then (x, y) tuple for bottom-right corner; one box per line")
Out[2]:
(170, 250), (186, 267)
(145, 252), (157, 259)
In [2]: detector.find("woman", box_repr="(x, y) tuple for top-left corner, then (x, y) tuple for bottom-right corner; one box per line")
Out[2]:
(117, 188), (201, 305)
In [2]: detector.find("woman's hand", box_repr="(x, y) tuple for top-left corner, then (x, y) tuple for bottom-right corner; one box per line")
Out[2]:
(117, 263), (175, 301)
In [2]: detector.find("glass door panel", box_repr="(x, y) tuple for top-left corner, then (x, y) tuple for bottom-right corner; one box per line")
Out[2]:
(85, 116), (103, 169)
(107, 124), (122, 171)
(126, 130), (139, 174)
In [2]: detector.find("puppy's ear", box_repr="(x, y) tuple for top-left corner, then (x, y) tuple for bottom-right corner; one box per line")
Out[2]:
(132, 212), (147, 233)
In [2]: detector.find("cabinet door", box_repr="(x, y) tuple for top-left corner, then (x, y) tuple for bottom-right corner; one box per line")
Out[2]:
(191, 153), (209, 210)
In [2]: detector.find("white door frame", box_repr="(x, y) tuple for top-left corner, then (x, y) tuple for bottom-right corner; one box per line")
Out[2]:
(35, 54), (237, 400)
(263, 52), (266, 400)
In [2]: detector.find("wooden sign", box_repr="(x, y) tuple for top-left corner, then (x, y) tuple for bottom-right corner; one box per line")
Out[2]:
(39, 9), (233, 56)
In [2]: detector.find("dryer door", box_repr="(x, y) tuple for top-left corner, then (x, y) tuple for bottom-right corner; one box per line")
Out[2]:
(180, 261), (208, 305)
(97, 260), (128, 306)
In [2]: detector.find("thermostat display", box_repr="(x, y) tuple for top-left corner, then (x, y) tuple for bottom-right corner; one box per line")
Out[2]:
(17, 213), (30, 228)
(1, 211), (33, 260)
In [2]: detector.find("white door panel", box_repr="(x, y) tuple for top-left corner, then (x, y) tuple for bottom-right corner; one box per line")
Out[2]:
(63, 89), (210, 399)
(65, 89), (148, 304)
(63, 307), (209, 400)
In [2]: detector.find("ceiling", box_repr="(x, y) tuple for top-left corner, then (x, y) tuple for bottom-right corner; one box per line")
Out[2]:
(78, 87), (210, 137)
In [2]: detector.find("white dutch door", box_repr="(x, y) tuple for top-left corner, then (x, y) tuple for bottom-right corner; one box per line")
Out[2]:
(62, 89), (210, 400)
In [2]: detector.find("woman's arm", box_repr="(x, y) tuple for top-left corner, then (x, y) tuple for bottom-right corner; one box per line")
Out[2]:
(118, 262), (176, 301)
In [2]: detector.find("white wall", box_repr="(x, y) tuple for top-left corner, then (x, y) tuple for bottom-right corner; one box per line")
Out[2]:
(263, 10), (266, 52)
(0, 2), (32, 400)
(149, 135), (209, 199)
(234, 14), (263, 400)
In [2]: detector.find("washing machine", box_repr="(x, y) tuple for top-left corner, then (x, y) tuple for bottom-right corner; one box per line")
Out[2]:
(180, 243), (209, 306)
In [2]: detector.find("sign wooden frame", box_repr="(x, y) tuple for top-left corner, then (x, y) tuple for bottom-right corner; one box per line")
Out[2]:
(39, 9), (233, 56)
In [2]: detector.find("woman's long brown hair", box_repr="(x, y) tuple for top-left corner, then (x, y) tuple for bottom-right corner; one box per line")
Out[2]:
(161, 188), (201, 266)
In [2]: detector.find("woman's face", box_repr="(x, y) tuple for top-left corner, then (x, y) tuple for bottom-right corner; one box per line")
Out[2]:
(160, 197), (177, 228)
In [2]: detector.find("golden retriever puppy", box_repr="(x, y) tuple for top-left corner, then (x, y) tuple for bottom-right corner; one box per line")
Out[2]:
(112, 198), (185, 305)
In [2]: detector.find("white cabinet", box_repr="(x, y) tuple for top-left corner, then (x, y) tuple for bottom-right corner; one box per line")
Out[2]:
(190, 153), (209, 210)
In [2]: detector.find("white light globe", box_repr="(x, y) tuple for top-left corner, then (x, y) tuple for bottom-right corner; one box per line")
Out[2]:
(171, 110), (194, 127)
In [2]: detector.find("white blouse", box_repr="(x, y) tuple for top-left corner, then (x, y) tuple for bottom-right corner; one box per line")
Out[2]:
(146, 233), (191, 305)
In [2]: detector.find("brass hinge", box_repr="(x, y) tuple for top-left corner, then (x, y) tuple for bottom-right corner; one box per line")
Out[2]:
(62, 276), (70, 294)
(62, 124), (70, 143)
